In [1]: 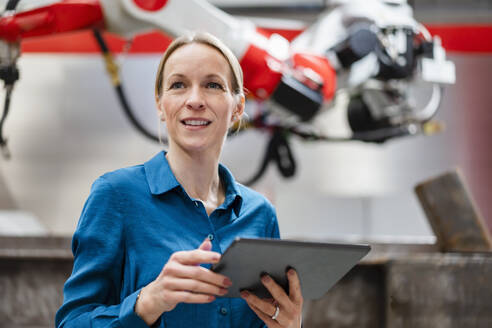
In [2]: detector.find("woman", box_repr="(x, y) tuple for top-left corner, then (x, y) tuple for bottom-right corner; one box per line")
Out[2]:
(55, 32), (303, 328)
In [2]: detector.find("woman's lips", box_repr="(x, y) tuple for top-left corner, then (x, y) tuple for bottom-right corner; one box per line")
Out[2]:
(181, 119), (211, 130)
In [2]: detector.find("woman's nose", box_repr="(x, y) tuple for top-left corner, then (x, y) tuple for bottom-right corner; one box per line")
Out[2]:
(185, 87), (205, 110)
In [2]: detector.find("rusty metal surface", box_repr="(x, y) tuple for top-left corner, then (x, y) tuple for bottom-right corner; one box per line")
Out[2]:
(363, 243), (438, 264)
(0, 258), (72, 328)
(0, 237), (72, 327)
(415, 170), (492, 252)
(386, 254), (492, 328)
(1, 237), (492, 327)
(303, 265), (385, 328)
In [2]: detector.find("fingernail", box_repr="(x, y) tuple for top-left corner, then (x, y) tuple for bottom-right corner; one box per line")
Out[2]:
(223, 278), (232, 287)
(220, 288), (228, 295)
(240, 290), (249, 298)
(208, 295), (216, 301)
(288, 269), (295, 276)
(261, 275), (271, 283)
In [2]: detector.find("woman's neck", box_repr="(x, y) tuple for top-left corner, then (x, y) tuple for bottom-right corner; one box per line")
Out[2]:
(166, 145), (223, 207)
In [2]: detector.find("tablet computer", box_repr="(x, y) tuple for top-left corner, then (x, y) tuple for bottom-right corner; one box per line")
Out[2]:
(211, 238), (370, 300)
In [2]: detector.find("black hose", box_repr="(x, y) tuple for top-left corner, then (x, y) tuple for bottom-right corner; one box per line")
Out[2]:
(5, 0), (21, 11)
(0, 63), (20, 159)
(0, 0), (23, 159)
(243, 128), (296, 186)
(92, 29), (163, 144)
(0, 85), (13, 158)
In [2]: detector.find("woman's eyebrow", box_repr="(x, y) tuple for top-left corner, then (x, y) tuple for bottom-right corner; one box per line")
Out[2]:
(205, 73), (226, 81)
(167, 73), (186, 80)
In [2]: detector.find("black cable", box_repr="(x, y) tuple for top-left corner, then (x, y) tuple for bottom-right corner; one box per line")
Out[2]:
(0, 85), (13, 159)
(242, 138), (272, 186)
(239, 118), (413, 185)
(238, 115), (413, 143)
(0, 0), (23, 159)
(114, 83), (161, 143)
(0, 67), (19, 156)
(92, 29), (163, 144)
(92, 28), (109, 52)
(5, 0), (21, 11)
(272, 130), (296, 178)
(243, 128), (296, 186)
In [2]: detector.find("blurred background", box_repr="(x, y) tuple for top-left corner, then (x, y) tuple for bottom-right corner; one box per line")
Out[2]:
(0, 0), (491, 327)
(0, 0), (490, 241)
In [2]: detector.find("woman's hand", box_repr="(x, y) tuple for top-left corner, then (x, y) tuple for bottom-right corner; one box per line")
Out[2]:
(240, 269), (303, 328)
(135, 239), (231, 325)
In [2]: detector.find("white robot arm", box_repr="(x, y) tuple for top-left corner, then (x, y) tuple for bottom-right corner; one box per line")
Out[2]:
(0, 0), (455, 182)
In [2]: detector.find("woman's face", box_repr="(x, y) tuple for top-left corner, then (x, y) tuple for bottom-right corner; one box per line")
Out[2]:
(158, 43), (243, 155)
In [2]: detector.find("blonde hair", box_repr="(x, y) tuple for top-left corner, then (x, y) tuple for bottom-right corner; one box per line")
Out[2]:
(155, 31), (244, 101)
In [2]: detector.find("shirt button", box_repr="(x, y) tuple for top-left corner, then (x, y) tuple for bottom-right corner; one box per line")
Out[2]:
(194, 201), (199, 207)
(207, 234), (214, 241)
(220, 307), (228, 315)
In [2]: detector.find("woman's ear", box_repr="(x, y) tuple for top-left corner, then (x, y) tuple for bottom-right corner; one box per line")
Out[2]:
(156, 97), (166, 122)
(231, 95), (245, 123)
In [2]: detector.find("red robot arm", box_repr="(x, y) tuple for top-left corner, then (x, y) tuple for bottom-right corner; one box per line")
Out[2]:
(0, 0), (337, 117)
(0, 0), (104, 42)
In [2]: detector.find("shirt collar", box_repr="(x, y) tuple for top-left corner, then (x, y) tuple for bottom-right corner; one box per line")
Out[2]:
(144, 151), (180, 195)
(144, 151), (243, 216)
(218, 162), (243, 217)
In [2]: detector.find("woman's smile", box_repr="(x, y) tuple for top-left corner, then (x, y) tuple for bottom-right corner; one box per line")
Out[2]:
(181, 117), (212, 130)
(159, 42), (240, 153)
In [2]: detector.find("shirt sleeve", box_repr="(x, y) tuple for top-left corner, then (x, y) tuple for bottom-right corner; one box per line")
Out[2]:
(55, 177), (150, 328)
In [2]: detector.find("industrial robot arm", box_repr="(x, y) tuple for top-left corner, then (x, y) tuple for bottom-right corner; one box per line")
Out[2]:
(0, 0), (106, 157)
(0, 0), (334, 103)
(0, 0), (455, 183)
(0, 0), (336, 170)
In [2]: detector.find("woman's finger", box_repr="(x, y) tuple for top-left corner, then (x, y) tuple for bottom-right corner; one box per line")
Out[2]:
(260, 274), (294, 312)
(165, 262), (232, 289)
(287, 269), (303, 305)
(241, 290), (289, 327)
(171, 249), (221, 265)
(240, 290), (277, 316)
(169, 290), (217, 304)
(166, 277), (228, 296)
(198, 238), (212, 251)
(245, 300), (281, 328)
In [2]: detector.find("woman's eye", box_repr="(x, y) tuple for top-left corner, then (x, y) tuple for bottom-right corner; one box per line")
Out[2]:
(169, 82), (184, 89)
(207, 82), (224, 90)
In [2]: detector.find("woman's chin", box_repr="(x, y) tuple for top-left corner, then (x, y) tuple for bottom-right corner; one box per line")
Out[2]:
(179, 140), (216, 155)
(170, 133), (225, 156)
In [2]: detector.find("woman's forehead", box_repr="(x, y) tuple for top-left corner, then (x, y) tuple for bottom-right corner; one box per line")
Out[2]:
(163, 43), (232, 79)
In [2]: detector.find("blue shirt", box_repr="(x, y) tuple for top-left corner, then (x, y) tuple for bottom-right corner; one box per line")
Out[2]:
(55, 151), (280, 328)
